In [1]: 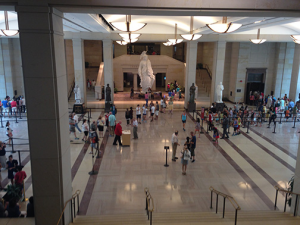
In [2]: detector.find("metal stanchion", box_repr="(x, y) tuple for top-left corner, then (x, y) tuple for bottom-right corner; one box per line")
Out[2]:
(228, 117), (231, 134)
(18, 151), (21, 165)
(19, 109), (22, 119)
(164, 146), (169, 167)
(272, 121), (276, 134)
(11, 138), (16, 153)
(15, 111), (18, 123)
(200, 119), (204, 134)
(246, 121), (250, 134)
(279, 113), (282, 124)
(88, 146), (98, 175)
(292, 116), (296, 128)
(0, 115), (3, 128)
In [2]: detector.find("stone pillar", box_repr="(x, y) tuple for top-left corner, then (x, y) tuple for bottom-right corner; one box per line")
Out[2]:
(290, 44), (300, 102)
(72, 38), (86, 104)
(210, 41), (226, 104)
(152, 73), (156, 91)
(291, 142), (300, 215)
(0, 39), (7, 97)
(103, 39), (114, 103)
(133, 73), (138, 91)
(1, 38), (14, 97)
(184, 41), (198, 108)
(17, 6), (72, 225)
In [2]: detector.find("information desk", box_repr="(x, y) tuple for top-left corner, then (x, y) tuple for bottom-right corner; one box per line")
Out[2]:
(122, 130), (131, 146)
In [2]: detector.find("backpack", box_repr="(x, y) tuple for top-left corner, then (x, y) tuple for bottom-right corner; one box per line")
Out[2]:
(183, 150), (191, 161)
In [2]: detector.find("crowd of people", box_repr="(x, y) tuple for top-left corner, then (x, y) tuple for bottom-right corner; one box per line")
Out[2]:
(0, 95), (26, 117)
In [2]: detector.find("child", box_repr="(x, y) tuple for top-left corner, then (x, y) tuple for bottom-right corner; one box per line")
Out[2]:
(195, 118), (201, 138)
(212, 126), (219, 144)
(285, 108), (290, 121)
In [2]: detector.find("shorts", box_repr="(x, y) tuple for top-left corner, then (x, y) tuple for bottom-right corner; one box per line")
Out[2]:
(151, 113), (154, 116)
(234, 127), (237, 131)
(238, 125), (240, 129)
(181, 158), (188, 165)
(12, 107), (17, 112)
(155, 111), (159, 116)
(70, 127), (75, 133)
(3, 108), (9, 113)
(84, 131), (89, 136)
(143, 114), (146, 116)
(182, 120), (186, 123)
(190, 148), (195, 156)
(91, 143), (97, 148)
(137, 115), (141, 119)
(98, 125), (103, 131)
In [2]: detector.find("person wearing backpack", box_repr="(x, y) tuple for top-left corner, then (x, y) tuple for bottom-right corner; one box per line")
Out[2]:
(180, 144), (191, 175)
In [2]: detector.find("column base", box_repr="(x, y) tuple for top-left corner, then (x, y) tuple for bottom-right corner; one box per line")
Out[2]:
(216, 103), (225, 112)
(105, 103), (112, 112)
(188, 102), (196, 112)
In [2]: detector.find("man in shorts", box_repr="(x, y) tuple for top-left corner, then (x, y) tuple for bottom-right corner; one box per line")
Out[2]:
(171, 131), (180, 162)
(150, 104), (155, 122)
(69, 114), (79, 141)
(136, 104), (142, 124)
(155, 101), (159, 120)
(190, 131), (196, 162)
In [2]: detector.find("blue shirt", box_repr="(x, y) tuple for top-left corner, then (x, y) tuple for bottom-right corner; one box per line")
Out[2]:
(289, 101), (295, 108)
(108, 115), (116, 126)
(1, 100), (8, 108)
(191, 135), (196, 148)
(182, 114), (186, 121)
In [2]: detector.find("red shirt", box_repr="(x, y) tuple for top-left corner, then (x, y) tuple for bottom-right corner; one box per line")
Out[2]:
(115, 123), (122, 136)
(11, 101), (17, 107)
(14, 171), (27, 185)
(209, 114), (212, 122)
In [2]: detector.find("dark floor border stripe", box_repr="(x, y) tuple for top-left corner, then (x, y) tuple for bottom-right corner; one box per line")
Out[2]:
(71, 143), (90, 180)
(188, 112), (275, 210)
(78, 129), (109, 215)
(240, 131), (295, 172)
(249, 127), (297, 160)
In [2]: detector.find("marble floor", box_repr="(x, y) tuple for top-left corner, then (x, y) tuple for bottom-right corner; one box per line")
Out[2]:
(0, 106), (299, 218)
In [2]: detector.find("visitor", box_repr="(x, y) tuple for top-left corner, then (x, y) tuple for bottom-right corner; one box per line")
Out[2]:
(220, 115), (229, 139)
(168, 98), (173, 114)
(92, 79), (96, 91)
(148, 87), (152, 100)
(130, 87), (134, 99)
(163, 98), (167, 113)
(0, 99), (2, 116)
(280, 98), (285, 111)
(267, 106), (276, 128)
(142, 105), (147, 122)
(21, 96), (26, 113)
(145, 92), (149, 107)
(105, 113), (109, 127)
(1, 97), (9, 117)
(180, 144), (190, 175)
(185, 137), (190, 151)
(136, 104), (142, 124)
(0, 141), (6, 172)
(168, 90), (172, 100)
(181, 111), (187, 131)
(171, 131), (180, 162)
(89, 130), (99, 154)
(195, 118), (201, 138)
(155, 101), (159, 119)
(112, 104), (116, 116)
(113, 121), (122, 146)
(6, 199), (21, 218)
(167, 83), (170, 92)
(6, 121), (13, 145)
(190, 132), (196, 163)
(6, 155), (18, 185)
(129, 107), (133, 125)
(81, 119), (89, 142)
(208, 111), (213, 131)
(150, 103), (155, 122)
(289, 99), (295, 108)
(132, 118), (138, 139)
(285, 108), (290, 121)
(26, 196), (34, 217)
(73, 113), (82, 133)
(14, 165), (27, 197)
(97, 115), (105, 138)
(10, 98), (17, 115)
(160, 98), (164, 112)
(108, 112), (116, 137)
(87, 79), (91, 90)
(232, 118), (238, 136)
(256, 111), (262, 127)
(69, 114), (79, 141)
(212, 125), (219, 144)
(178, 89), (182, 100)
(125, 108), (131, 126)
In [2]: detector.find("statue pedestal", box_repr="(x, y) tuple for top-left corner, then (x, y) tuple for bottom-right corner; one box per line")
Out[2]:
(105, 102), (111, 113)
(188, 102), (196, 112)
(73, 103), (85, 114)
(216, 102), (225, 112)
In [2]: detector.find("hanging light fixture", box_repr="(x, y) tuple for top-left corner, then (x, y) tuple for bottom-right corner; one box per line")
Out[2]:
(163, 42), (173, 46)
(116, 40), (128, 45)
(122, 38), (138, 43)
(293, 39), (300, 44)
(250, 28), (266, 44)
(119, 33), (141, 40)
(180, 17), (202, 41)
(110, 15), (146, 32)
(291, 35), (300, 44)
(206, 17), (242, 34)
(1, 11), (19, 36)
(167, 24), (183, 45)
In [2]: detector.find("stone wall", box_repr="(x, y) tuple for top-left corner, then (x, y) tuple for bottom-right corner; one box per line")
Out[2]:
(160, 43), (173, 57)
(114, 41), (127, 58)
(64, 40), (75, 97)
(84, 40), (102, 67)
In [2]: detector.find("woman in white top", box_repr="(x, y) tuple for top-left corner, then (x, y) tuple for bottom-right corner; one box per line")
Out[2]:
(136, 105), (141, 124)
(97, 116), (105, 138)
(142, 104), (147, 122)
(81, 119), (89, 142)
(6, 121), (12, 145)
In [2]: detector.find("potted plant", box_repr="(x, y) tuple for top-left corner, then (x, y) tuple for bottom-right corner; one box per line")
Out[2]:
(114, 88), (118, 93)
(3, 184), (21, 202)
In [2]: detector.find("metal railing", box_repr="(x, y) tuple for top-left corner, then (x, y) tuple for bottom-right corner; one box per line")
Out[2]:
(68, 78), (76, 101)
(144, 188), (154, 225)
(203, 64), (212, 80)
(209, 186), (241, 225)
(274, 185), (300, 216)
(56, 190), (81, 225)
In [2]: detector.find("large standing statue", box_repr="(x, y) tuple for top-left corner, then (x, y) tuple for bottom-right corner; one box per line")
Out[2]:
(189, 83), (196, 103)
(74, 85), (81, 103)
(138, 51), (155, 93)
(216, 82), (224, 103)
(105, 84), (111, 102)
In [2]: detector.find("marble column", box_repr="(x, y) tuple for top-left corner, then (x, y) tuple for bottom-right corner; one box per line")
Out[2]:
(17, 6), (72, 225)
(291, 142), (300, 215)
(103, 39), (114, 103)
(152, 73), (156, 91)
(210, 41), (226, 104)
(0, 39), (7, 97)
(72, 38), (86, 104)
(289, 44), (300, 102)
(1, 38), (14, 97)
(184, 41), (198, 107)
(133, 73), (138, 91)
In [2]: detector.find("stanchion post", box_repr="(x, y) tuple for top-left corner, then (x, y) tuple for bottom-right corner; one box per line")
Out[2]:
(228, 117), (231, 134)
(246, 121), (250, 134)
(19, 109), (22, 119)
(292, 116), (296, 128)
(11, 138), (15, 153)
(18, 151), (21, 166)
(164, 146), (169, 167)
(279, 113), (282, 124)
(15, 111), (18, 123)
(0, 115), (3, 128)
(272, 121), (276, 134)
(88, 146), (98, 175)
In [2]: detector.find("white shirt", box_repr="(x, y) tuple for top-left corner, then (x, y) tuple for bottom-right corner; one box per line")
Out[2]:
(160, 99), (163, 105)
(73, 115), (79, 123)
(6, 126), (12, 135)
(151, 106), (155, 113)
(143, 108), (147, 114)
(171, 133), (178, 144)
(22, 98), (25, 105)
(132, 120), (138, 127)
(136, 107), (141, 115)
(81, 122), (89, 132)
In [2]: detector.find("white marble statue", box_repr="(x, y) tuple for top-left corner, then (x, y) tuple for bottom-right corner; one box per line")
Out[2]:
(138, 51), (155, 93)
(74, 85), (81, 103)
(216, 82), (224, 103)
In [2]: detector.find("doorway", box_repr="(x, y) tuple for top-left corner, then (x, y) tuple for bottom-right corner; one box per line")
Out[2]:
(245, 69), (266, 105)
(156, 73), (166, 91)
(123, 73), (133, 91)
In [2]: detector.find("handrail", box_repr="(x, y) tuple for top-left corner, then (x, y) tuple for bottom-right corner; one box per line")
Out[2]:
(68, 78), (76, 101)
(203, 64), (212, 80)
(274, 185), (299, 216)
(209, 186), (240, 225)
(56, 190), (81, 225)
(144, 187), (154, 225)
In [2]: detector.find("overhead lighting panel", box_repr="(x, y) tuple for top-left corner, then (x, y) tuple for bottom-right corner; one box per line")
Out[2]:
(206, 17), (242, 34)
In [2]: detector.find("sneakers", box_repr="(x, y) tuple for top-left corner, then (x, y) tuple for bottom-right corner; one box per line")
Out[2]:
(172, 159), (176, 162)
(175, 157), (178, 159)
(191, 159), (195, 163)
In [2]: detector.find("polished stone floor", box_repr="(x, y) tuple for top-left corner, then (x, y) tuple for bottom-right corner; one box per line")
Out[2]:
(0, 106), (299, 217)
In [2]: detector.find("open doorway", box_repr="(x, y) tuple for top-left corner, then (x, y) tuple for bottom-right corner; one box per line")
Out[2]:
(156, 73), (166, 91)
(245, 69), (266, 105)
(123, 73), (133, 91)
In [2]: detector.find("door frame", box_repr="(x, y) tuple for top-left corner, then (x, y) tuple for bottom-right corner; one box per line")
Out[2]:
(245, 68), (267, 103)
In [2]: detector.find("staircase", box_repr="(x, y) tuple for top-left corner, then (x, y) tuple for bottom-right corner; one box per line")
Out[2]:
(70, 211), (300, 225)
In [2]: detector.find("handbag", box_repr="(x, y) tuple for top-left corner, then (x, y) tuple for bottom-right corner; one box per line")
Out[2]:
(183, 150), (191, 161)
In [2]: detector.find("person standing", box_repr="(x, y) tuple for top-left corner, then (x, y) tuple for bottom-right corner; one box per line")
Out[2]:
(168, 98), (173, 114)
(92, 80), (96, 91)
(97, 115), (105, 138)
(69, 115), (79, 141)
(145, 92), (149, 107)
(195, 118), (201, 138)
(108, 112), (116, 137)
(81, 119), (89, 142)
(171, 131), (180, 162)
(89, 130), (99, 154)
(113, 121), (122, 146)
(10, 98), (17, 115)
(155, 101), (160, 120)
(0, 141), (6, 172)
(150, 104), (155, 122)
(129, 107), (133, 125)
(125, 108), (131, 126)
(1, 97), (9, 117)
(190, 132), (196, 162)
(208, 111), (213, 131)
(6, 121), (13, 145)
(142, 105), (148, 122)
(73, 113), (82, 133)
(6, 155), (18, 185)
(221, 115), (229, 139)
(130, 87), (134, 99)
(132, 118), (138, 139)
(14, 166), (27, 197)
(21, 96), (26, 113)
(267, 106), (276, 128)
(136, 104), (142, 124)
(160, 98), (164, 112)
(181, 111), (187, 131)
(180, 144), (191, 175)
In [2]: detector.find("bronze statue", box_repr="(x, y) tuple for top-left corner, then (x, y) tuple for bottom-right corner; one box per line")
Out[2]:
(105, 84), (111, 102)
(189, 83), (196, 103)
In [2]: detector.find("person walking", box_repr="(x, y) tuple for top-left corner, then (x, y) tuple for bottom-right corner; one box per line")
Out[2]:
(81, 119), (89, 142)
(145, 92), (149, 107)
(190, 132), (196, 162)
(89, 130), (99, 154)
(6, 121), (13, 145)
(14, 166), (27, 198)
(132, 118), (138, 139)
(108, 112), (116, 137)
(155, 101), (159, 120)
(0, 141), (6, 172)
(220, 115), (229, 139)
(180, 144), (191, 175)
(97, 115), (105, 138)
(160, 98), (164, 112)
(195, 118), (201, 138)
(73, 113), (82, 133)
(267, 106), (276, 128)
(125, 108), (131, 126)
(113, 121), (122, 146)
(136, 104), (142, 124)
(171, 131), (180, 162)
(130, 87), (134, 99)
(69, 114), (79, 141)
(150, 104), (155, 122)
(181, 111), (187, 131)
(6, 155), (18, 185)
